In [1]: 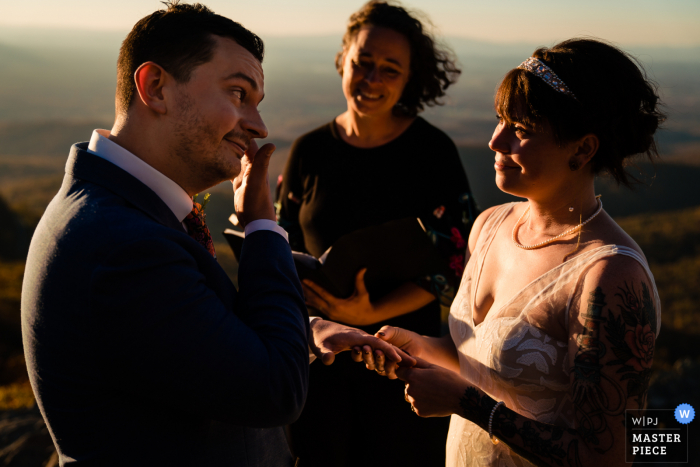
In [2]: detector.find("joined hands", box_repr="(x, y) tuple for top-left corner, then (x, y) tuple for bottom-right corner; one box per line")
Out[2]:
(309, 319), (415, 367)
(357, 325), (467, 418)
(354, 325), (425, 378)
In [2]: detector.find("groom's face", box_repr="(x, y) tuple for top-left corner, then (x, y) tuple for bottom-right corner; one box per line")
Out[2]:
(168, 35), (267, 189)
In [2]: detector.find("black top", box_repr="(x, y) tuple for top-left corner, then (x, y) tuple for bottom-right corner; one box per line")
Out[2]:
(278, 117), (477, 330)
(278, 118), (478, 467)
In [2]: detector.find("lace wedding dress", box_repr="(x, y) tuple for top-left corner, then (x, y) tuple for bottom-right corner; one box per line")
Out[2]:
(446, 203), (661, 466)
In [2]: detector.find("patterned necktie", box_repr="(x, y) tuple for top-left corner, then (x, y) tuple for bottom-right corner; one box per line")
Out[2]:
(183, 202), (216, 258)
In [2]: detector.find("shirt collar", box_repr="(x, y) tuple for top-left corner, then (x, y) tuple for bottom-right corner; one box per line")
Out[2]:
(87, 129), (193, 223)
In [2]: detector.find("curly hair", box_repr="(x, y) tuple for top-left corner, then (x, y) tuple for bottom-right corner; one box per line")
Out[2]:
(335, 1), (461, 117)
(116, 1), (264, 115)
(495, 38), (666, 187)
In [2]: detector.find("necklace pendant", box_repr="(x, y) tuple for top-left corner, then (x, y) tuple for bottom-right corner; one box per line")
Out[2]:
(512, 198), (603, 250)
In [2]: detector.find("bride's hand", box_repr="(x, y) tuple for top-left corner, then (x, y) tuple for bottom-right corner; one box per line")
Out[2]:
(397, 356), (466, 418)
(358, 325), (426, 379)
(302, 269), (375, 326)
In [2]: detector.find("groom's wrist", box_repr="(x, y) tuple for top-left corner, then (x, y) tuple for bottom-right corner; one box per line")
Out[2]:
(307, 317), (322, 363)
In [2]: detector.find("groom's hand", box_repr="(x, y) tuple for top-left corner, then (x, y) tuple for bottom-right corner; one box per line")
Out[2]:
(358, 325), (425, 379)
(309, 319), (415, 369)
(232, 139), (276, 227)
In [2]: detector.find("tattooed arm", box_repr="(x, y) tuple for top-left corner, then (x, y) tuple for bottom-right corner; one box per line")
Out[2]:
(399, 256), (657, 467)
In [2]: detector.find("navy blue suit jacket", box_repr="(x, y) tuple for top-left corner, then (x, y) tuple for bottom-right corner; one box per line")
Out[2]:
(21, 143), (310, 466)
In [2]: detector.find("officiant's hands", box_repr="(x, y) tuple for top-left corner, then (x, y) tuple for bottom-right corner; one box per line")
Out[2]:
(309, 318), (416, 367)
(231, 140), (276, 226)
(302, 269), (374, 326)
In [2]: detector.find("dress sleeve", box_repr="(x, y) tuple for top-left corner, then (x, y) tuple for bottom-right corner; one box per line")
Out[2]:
(276, 139), (307, 253)
(415, 136), (479, 309)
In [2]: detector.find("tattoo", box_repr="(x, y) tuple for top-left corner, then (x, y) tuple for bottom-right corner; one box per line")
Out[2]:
(458, 386), (495, 429)
(494, 409), (576, 466)
(459, 388), (581, 467)
(606, 282), (656, 408)
(457, 282), (656, 466)
(570, 283), (657, 454)
(566, 440), (583, 467)
(571, 287), (625, 452)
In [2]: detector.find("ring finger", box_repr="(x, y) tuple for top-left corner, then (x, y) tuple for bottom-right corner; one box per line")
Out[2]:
(374, 350), (386, 374)
(363, 345), (376, 370)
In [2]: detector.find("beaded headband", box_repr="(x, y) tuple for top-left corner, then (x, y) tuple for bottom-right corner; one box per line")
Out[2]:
(517, 57), (577, 100)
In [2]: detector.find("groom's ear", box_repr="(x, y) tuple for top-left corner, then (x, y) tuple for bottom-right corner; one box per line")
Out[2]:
(133, 62), (170, 115)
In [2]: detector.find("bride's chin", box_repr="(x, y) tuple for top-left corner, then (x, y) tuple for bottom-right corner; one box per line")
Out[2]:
(495, 176), (527, 199)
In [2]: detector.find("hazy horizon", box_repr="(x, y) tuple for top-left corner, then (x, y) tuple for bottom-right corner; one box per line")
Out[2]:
(1, 25), (698, 155)
(3, 0), (700, 46)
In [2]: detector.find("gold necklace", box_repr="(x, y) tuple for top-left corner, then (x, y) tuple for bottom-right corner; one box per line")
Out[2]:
(512, 197), (603, 250)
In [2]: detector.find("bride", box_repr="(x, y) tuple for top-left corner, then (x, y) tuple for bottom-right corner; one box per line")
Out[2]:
(359, 38), (664, 466)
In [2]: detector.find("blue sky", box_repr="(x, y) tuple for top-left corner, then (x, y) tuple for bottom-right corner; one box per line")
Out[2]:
(3, 0), (700, 46)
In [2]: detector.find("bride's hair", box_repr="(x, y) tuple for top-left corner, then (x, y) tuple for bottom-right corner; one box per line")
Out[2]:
(495, 38), (666, 187)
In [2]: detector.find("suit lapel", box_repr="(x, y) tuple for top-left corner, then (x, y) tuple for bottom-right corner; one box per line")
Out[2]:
(66, 143), (185, 232)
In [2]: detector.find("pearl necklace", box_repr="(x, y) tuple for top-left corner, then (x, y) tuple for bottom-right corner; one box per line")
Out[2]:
(512, 198), (603, 250)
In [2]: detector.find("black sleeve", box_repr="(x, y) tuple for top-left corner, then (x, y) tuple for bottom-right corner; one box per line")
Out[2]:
(277, 138), (307, 253)
(416, 134), (479, 307)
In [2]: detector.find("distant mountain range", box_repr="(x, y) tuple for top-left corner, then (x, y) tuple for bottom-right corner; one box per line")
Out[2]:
(0, 26), (698, 238)
(1, 28), (699, 145)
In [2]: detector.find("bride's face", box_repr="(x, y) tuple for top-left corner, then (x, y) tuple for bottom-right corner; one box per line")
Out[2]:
(488, 114), (581, 200)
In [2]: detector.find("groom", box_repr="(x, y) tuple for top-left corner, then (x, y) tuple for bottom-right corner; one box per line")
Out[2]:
(21, 3), (406, 466)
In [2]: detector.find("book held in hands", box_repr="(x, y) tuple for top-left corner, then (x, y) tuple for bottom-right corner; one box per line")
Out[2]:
(223, 217), (442, 299)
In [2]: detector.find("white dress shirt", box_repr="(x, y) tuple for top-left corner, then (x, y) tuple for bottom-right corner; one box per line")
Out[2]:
(86, 129), (288, 241)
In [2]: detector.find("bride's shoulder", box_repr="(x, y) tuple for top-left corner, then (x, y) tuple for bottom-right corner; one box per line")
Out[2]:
(594, 212), (646, 259)
(578, 235), (653, 297)
(467, 202), (521, 253)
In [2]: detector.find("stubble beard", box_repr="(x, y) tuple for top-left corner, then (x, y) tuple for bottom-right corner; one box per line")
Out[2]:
(172, 92), (241, 190)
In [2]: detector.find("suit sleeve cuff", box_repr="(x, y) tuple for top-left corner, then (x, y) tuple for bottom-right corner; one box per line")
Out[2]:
(308, 317), (322, 364)
(244, 219), (289, 243)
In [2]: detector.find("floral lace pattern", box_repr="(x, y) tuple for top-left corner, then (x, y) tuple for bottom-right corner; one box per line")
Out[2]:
(446, 203), (661, 467)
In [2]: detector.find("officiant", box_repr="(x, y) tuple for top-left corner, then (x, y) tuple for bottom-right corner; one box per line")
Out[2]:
(276, 2), (478, 465)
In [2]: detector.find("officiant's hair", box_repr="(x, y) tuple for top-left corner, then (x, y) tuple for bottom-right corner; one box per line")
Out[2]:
(116, 1), (264, 115)
(495, 38), (666, 188)
(336, 1), (461, 117)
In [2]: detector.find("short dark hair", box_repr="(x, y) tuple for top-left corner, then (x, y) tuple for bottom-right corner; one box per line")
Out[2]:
(495, 38), (666, 187)
(336, 1), (461, 117)
(116, 1), (264, 115)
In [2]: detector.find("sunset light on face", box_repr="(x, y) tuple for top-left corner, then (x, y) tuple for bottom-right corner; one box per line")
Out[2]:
(1, 1), (700, 466)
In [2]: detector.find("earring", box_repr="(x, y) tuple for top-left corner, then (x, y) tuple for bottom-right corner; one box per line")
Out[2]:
(569, 206), (574, 212)
(568, 157), (580, 171)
